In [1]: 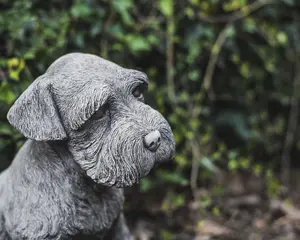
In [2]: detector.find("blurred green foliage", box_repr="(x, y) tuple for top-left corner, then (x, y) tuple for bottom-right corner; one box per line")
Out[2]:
(1, 0), (300, 215)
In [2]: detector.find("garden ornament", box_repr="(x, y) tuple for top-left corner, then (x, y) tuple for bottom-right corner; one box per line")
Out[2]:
(0, 53), (175, 239)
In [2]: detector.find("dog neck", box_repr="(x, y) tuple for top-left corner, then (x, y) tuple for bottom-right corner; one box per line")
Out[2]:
(32, 139), (118, 194)
(8, 139), (124, 202)
(4, 140), (124, 238)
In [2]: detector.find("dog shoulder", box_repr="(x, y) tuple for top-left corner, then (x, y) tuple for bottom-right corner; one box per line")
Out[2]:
(2, 183), (124, 239)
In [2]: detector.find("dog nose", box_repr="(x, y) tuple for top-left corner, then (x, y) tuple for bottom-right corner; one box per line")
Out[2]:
(144, 130), (161, 152)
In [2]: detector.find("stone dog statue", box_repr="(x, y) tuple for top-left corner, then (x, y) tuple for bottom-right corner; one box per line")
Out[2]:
(0, 53), (175, 239)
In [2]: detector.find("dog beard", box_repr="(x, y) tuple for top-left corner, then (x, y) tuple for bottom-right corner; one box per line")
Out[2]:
(70, 121), (175, 188)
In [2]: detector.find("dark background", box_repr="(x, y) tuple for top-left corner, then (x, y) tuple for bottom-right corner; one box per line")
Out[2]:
(1, 0), (300, 239)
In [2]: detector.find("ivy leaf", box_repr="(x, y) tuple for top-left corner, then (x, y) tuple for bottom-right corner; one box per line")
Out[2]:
(226, 25), (235, 38)
(199, 157), (220, 174)
(159, 0), (173, 17)
(71, 3), (92, 18)
(112, 0), (134, 25)
(125, 35), (151, 53)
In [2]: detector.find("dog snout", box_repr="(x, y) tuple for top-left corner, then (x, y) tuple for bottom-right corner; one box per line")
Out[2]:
(143, 130), (161, 152)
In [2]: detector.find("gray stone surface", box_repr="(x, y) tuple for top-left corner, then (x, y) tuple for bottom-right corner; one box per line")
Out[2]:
(0, 53), (175, 239)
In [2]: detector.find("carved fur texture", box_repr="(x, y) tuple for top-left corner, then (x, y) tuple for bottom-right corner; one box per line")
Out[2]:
(0, 53), (175, 239)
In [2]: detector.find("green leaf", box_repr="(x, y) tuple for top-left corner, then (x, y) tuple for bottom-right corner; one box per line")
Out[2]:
(159, 0), (173, 17)
(125, 35), (151, 53)
(139, 178), (152, 192)
(226, 25), (235, 38)
(188, 70), (199, 81)
(228, 159), (238, 170)
(0, 124), (13, 136)
(90, 23), (102, 37)
(199, 157), (220, 173)
(71, 3), (92, 18)
(0, 82), (16, 104)
(112, 0), (134, 25)
(74, 34), (85, 48)
(160, 230), (174, 240)
(24, 51), (35, 60)
(157, 170), (189, 186)
(276, 32), (288, 45)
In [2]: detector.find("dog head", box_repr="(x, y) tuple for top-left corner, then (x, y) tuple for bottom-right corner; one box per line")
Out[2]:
(7, 53), (175, 187)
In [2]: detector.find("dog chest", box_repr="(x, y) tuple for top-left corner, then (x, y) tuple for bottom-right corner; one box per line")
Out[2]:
(2, 184), (124, 239)
(0, 141), (125, 239)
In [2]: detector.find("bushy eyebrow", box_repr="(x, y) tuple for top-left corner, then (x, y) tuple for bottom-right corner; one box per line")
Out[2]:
(130, 70), (149, 84)
(135, 78), (148, 87)
(70, 86), (110, 130)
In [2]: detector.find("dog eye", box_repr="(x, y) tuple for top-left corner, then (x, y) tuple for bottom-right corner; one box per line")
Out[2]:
(132, 84), (147, 100)
(91, 106), (108, 120)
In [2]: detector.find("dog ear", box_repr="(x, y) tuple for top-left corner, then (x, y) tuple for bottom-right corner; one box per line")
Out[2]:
(7, 77), (67, 141)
